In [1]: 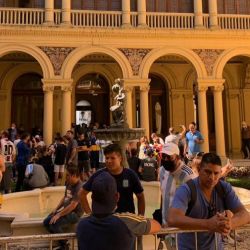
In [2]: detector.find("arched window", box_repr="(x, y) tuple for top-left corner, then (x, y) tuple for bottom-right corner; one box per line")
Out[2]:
(12, 73), (43, 132)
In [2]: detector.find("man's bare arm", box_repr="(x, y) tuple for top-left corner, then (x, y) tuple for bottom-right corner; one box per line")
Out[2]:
(136, 192), (145, 216)
(168, 207), (230, 235)
(231, 205), (250, 229)
(78, 188), (91, 214)
(148, 219), (161, 234)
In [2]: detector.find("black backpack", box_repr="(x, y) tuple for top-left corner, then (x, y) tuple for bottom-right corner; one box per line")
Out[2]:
(185, 179), (227, 215)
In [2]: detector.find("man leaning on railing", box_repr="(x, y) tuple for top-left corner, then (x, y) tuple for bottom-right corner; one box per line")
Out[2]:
(168, 152), (250, 250)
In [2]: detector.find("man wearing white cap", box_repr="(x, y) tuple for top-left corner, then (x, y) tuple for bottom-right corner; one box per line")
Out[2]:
(160, 142), (197, 226)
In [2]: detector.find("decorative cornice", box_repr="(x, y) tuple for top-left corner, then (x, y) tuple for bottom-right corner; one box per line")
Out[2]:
(193, 49), (224, 76)
(40, 47), (75, 75)
(119, 48), (151, 76)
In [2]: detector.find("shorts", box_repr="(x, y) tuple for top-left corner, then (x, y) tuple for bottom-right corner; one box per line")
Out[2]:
(78, 160), (90, 173)
(54, 164), (65, 173)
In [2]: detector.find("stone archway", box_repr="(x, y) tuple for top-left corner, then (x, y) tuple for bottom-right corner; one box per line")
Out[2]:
(61, 45), (133, 79)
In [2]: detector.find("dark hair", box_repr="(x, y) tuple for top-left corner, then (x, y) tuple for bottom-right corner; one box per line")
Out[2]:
(67, 130), (74, 134)
(130, 148), (138, 157)
(104, 143), (122, 156)
(67, 164), (80, 177)
(200, 153), (222, 168)
(21, 132), (30, 140)
(1, 130), (9, 138)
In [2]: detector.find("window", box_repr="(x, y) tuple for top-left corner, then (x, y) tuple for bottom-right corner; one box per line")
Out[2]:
(72, 0), (121, 11)
(146, 0), (193, 13)
(217, 0), (250, 14)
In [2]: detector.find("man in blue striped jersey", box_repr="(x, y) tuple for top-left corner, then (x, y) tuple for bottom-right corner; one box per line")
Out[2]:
(160, 142), (197, 226)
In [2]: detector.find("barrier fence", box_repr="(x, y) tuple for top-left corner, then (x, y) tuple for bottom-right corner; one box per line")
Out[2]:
(0, 224), (249, 250)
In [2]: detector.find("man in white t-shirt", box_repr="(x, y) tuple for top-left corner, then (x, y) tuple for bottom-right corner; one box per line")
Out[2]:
(0, 131), (16, 193)
(164, 125), (186, 145)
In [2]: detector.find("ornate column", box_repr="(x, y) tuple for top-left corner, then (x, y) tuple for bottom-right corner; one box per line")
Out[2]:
(124, 85), (133, 128)
(44, 0), (54, 25)
(137, 0), (147, 27)
(213, 85), (226, 157)
(122, 0), (131, 27)
(197, 85), (209, 152)
(42, 84), (54, 145)
(208, 0), (219, 29)
(194, 0), (203, 28)
(140, 85), (150, 138)
(61, 85), (72, 135)
(61, 0), (71, 26)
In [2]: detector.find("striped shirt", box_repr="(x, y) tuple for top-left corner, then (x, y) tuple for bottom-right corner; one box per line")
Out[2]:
(160, 161), (197, 225)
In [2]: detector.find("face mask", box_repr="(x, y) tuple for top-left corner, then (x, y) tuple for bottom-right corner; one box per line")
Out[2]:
(161, 159), (176, 172)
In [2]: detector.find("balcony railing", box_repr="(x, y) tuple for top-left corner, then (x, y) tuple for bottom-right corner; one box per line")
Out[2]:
(0, 7), (44, 25)
(146, 12), (195, 29)
(218, 14), (250, 29)
(71, 10), (122, 27)
(1, 7), (250, 30)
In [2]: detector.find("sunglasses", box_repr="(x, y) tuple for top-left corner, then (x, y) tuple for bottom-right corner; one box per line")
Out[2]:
(162, 154), (173, 160)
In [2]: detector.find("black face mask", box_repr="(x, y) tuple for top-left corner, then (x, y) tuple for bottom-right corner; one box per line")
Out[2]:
(161, 159), (176, 172)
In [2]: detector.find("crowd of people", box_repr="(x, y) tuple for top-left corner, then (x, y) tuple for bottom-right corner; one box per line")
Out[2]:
(0, 122), (111, 193)
(0, 121), (250, 250)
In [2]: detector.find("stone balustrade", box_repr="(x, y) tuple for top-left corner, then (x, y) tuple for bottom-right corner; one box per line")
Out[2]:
(1, 7), (250, 30)
(146, 12), (195, 29)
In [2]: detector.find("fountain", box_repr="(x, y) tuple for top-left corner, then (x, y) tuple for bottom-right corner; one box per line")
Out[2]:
(94, 78), (145, 167)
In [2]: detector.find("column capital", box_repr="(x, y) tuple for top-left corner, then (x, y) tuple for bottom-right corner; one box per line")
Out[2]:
(139, 85), (150, 92)
(61, 85), (73, 92)
(212, 85), (224, 92)
(124, 86), (133, 92)
(43, 85), (54, 92)
(197, 86), (208, 92)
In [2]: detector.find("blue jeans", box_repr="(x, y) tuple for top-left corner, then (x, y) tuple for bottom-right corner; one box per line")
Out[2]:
(43, 212), (79, 234)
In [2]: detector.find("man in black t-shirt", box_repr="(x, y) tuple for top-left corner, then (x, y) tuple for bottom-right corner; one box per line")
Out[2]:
(77, 132), (91, 181)
(139, 148), (158, 181)
(79, 143), (145, 215)
(77, 171), (160, 250)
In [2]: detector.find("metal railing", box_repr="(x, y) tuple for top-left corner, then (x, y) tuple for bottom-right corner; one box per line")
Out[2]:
(0, 224), (249, 250)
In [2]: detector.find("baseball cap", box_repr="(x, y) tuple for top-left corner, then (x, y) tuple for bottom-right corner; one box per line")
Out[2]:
(92, 171), (117, 214)
(162, 142), (180, 155)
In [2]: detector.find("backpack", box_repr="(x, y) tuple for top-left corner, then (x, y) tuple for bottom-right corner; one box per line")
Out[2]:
(185, 179), (227, 215)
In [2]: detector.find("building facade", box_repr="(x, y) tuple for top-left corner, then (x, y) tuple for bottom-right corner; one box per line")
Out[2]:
(1, 0), (250, 158)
